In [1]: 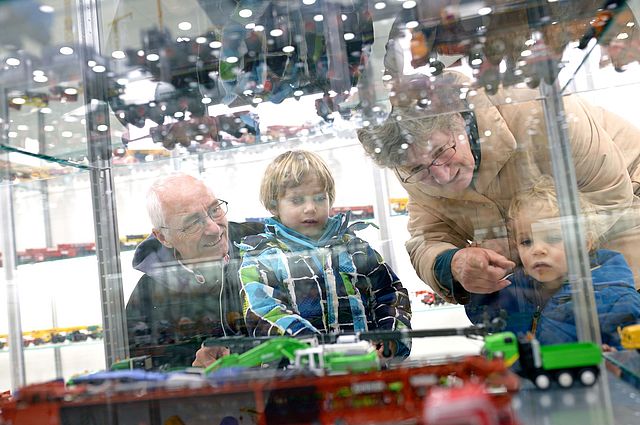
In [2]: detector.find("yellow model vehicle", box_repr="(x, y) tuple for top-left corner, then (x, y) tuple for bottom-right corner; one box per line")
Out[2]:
(619, 324), (640, 351)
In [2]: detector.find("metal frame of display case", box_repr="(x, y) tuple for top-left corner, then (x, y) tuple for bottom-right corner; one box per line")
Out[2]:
(75, 0), (128, 367)
(1, 2), (635, 420)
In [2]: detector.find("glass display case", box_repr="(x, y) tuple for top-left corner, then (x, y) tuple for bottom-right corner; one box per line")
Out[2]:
(1, 1), (640, 424)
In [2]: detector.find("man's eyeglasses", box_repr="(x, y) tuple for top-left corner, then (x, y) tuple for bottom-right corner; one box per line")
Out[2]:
(161, 200), (228, 235)
(396, 139), (457, 184)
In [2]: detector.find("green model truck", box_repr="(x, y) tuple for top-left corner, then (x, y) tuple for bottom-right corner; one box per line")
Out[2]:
(483, 332), (602, 390)
(204, 336), (379, 375)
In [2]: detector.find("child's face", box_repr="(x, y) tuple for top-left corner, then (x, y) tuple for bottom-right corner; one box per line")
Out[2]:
(275, 175), (330, 239)
(514, 211), (568, 288)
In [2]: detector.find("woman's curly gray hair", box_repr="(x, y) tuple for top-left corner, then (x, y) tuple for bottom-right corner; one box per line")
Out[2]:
(356, 106), (465, 168)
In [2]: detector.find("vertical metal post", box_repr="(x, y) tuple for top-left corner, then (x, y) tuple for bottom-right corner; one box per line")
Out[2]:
(38, 102), (63, 377)
(76, 0), (128, 366)
(371, 165), (397, 270)
(540, 80), (601, 345)
(0, 92), (26, 392)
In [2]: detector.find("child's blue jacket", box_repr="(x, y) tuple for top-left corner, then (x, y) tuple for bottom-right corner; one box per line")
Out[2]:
(237, 213), (412, 357)
(465, 249), (640, 348)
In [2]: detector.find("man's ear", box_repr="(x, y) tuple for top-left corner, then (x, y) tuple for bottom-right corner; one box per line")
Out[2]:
(153, 228), (172, 248)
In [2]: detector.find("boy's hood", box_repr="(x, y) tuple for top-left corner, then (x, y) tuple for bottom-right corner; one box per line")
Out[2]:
(262, 212), (373, 249)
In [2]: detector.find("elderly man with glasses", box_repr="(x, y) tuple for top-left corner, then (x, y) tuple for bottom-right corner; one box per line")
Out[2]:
(358, 70), (640, 304)
(125, 173), (263, 368)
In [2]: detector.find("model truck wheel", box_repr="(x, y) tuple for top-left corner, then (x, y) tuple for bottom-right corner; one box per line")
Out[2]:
(534, 373), (551, 390)
(578, 368), (598, 386)
(557, 372), (573, 388)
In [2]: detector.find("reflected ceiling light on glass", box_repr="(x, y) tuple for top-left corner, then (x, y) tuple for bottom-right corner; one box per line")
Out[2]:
(293, 90), (304, 97)
(39, 5), (54, 13)
(282, 45), (295, 53)
(17, 125), (29, 131)
(226, 56), (239, 63)
(112, 50), (126, 59)
(178, 21), (192, 31)
(245, 23), (255, 30)
(344, 33), (355, 41)
(11, 97), (25, 105)
(402, 1), (416, 9)
(342, 14), (348, 21)
(44, 125), (54, 132)
(478, 7), (492, 15)
(520, 49), (532, 57)
(87, 60), (97, 67)
(97, 124), (109, 132)
(33, 75), (48, 83)
(382, 74), (392, 81)
(253, 97), (263, 104)
(6, 57), (20, 66)
(254, 25), (265, 32)
(627, 21), (635, 27)
(303, 0), (316, 5)
(270, 28), (284, 37)
(59, 46), (74, 55)
(64, 88), (77, 96)
(146, 53), (160, 62)
(313, 14), (323, 22)
(61, 131), (73, 138)
(137, 50), (145, 56)
(40, 108), (52, 114)
(209, 41), (222, 49)
(617, 32), (629, 40)
(239, 9), (253, 18)
(406, 21), (419, 29)
(374, 2), (386, 10)
(8, 131), (17, 138)
(93, 65), (106, 73)
(201, 96), (212, 104)
(196, 36), (207, 44)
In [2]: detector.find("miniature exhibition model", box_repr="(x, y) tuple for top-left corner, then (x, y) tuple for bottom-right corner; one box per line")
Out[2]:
(0, 328), (521, 425)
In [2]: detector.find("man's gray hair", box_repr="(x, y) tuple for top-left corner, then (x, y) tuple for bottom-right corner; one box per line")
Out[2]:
(356, 107), (464, 169)
(146, 172), (205, 232)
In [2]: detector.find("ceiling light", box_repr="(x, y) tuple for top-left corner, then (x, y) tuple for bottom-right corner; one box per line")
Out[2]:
(112, 50), (126, 59)
(6, 57), (20, 66)
(178, 21), (192, 31)
(282, 45), (295, 53)
(313, 15), (323, 22)
(59, 46), (74, 55)
(374, 2), (386, 10)
(239, 9), (252, 18)
(146, 53), (160, 62)
(270, 28), (284, 37)
(209, 41), (222, 49)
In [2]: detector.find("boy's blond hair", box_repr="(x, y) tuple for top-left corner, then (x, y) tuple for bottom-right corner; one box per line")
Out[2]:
(260, 150), (336, 214)
(508, 175), (601, 249)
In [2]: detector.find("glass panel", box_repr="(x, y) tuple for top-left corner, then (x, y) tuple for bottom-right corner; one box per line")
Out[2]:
(1, 1), (640, 424)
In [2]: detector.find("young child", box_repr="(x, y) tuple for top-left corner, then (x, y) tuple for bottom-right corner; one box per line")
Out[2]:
(238, 150), (412, 357)
(465, 176), (640, 349)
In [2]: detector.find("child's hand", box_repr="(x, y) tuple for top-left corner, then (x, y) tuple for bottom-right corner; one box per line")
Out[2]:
(601, 344), (618, 353)
(373, 340), (397, 359)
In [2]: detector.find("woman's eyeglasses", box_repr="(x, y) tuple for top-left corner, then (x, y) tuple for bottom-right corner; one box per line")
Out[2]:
(396, 139), (457, 184)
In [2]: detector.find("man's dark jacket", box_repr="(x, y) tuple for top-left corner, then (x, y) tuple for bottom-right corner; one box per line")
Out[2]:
(125, 221), (263, 368)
